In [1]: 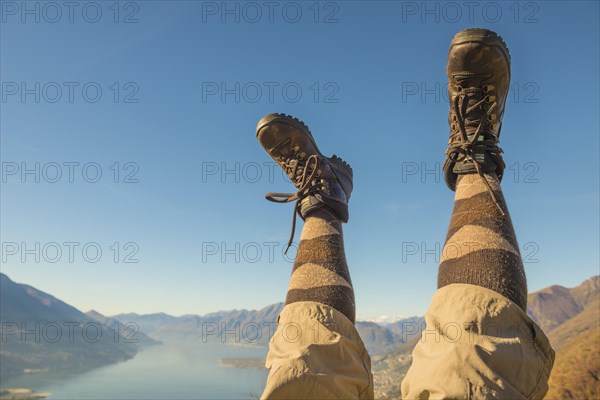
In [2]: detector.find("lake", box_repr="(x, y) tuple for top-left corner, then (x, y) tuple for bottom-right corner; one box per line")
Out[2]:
(2, 340), (269, 399)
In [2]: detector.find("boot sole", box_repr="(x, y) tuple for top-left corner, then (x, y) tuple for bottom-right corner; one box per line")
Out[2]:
(256, 113), (323, 156)
(451, 28), (511, 67)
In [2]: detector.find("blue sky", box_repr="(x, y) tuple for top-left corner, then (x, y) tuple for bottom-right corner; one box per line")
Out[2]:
(1, 1), (598, 319)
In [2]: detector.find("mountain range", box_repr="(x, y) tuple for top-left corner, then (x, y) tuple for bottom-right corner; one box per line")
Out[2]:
(0, 273), (160, 382)
(114, 303), (420, 356)
(0, 273), (416, 383)
(1, 273), (597, 399)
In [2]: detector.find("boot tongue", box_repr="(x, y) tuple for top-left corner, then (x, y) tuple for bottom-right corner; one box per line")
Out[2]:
(454, 74), (491, 139)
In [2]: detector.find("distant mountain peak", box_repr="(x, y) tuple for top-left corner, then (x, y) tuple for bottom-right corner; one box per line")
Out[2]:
(357, 314), (419, 325)
(527, 275), (600, 337)
(86, 309), (105, 319)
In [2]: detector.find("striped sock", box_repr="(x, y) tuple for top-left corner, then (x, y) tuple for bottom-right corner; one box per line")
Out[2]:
(438, 173), (528, 310)
(285, 208), (356, 323)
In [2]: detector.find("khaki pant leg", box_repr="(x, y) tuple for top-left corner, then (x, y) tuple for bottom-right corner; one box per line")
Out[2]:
(261, 301), (373, 400)
(402, 284), (554, 400)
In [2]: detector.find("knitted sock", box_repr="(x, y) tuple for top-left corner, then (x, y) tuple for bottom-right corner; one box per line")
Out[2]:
(285, 208), (355, 323)
(438, 173), (528, 310)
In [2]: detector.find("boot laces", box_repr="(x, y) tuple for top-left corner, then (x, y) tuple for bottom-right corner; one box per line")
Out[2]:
(265, 154), (323, 253)
(446, 85), (505, 215)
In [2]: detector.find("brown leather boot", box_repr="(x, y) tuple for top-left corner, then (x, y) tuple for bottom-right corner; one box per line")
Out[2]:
(257, 113), (353, 250)
(443, 28), (511, 196)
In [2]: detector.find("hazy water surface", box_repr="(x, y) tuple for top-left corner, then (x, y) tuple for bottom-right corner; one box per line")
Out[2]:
(3, 340), (268, 399)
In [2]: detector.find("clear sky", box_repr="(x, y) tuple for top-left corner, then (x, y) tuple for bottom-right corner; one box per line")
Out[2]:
(1, 1), (598, 319)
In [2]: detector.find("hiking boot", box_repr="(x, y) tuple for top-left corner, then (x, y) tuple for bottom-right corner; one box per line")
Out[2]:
(443, 28), (511, 192)
(256, 113), (353, 249)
